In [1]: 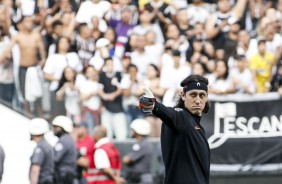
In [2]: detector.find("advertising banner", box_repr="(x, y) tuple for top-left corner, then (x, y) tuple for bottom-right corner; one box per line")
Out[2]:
(201, 93), (282, 171)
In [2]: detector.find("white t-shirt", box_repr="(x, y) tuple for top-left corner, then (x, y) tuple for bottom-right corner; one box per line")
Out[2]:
(120, 74), (139, 107)
(208, 74), (234, 92)
(145, 43), (164, 67)
(64, 86), (81, 115)
(130, 50), (155, 80)
(76, 0), (111, 23)
(132, 24), (164, 43)
(43, 53), (83, 91)
(230, 68), (256, 94)
(79, 79), (103, 110)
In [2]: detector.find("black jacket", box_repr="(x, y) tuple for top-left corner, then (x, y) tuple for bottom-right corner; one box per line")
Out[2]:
(153, 101), (210, 184)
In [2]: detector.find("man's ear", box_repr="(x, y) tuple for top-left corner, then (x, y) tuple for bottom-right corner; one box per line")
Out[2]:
(180, 91), (186, 101)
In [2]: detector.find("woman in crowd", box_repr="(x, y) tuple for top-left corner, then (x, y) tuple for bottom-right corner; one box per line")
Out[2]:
(208, 60), (236, 95)
(56, 66), (81, 125)
(79, 65), (103, 134)
(43, 36), (83, 120)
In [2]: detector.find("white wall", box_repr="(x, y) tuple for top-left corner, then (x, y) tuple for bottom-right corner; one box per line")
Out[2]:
(0, 104), (33, 184)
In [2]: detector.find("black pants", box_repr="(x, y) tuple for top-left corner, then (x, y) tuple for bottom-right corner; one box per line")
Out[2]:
(54, 172), (75, 184)
(0, 83), (14, 104)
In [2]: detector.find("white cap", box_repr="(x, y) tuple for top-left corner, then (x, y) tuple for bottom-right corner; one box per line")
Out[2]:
(96, 38), (110, 48)
(29, 118), (49, 135)
(130, 119), (151, 136)
(52, 116), (73, 133)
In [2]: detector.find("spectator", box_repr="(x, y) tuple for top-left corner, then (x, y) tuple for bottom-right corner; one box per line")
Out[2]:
(131, 34), (154, 79)
(120, 64), (143, 132)
(223, 22), (240, 62)
(206, 0), (248, 55)
(0, 16), (46, 117)
(120, 53), (132, 75)
(0, 26), (13, 104)
(123, 119), (153, 184)
(237, 29), (252, 60)
(89, 38), (111, 72)
(99, 57), (127, 140)
(175, 8), (191, 38)
(208, 60), (236, 95)
(187, 0), (216, 27)
(249, 0), (270, 31)
(145, 30), (164, 67)
(191, 61), (208, 76)
(160, 50), (191, 107)
(89, 16), (105, 41)
(108, 6), (136, 58)
(46, 11), (76, 43)
(79, 66), (103, 133)
(188, 36), (210, 65)
(144, 0), (174, 35)
(230, 55), (256, 94)
(249, 36), (275, 93)
(165, 23), (189, 58)
(43, 36), (83, 120)
(248, 16), (282, 58)
(92, 125), (125, 184)
(74, 122), (96, 184)
(56, 67), (81, 125)
(132, 8), (164, 43)
(76, 0), (111, 23)
(106, 0), (139, 25)
(103, 27), (117, 57)
(44, 20), (64, 56)
(75, 23), (96, 69)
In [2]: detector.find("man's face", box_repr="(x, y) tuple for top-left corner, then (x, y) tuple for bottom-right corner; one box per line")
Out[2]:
(181, 89), (208, 116)
(53, 125), (63, 136)
(23, 17), (33, 31)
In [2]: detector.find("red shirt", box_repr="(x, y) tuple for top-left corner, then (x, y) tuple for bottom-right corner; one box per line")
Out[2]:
(77, 135), (95, 169)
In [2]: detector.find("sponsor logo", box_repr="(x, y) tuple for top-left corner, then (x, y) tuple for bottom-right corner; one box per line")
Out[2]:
(208, 102), (282, 149)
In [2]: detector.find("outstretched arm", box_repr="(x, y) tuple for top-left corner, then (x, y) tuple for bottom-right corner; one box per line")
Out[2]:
(139, 87), (186, 131)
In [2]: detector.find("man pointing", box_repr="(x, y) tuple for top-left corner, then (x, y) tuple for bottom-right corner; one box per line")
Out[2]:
(139, 74), (210, 184)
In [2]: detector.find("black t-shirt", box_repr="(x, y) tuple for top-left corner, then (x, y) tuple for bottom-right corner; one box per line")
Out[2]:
(99, 71), (123, 113)
(153, 101), (210, 184)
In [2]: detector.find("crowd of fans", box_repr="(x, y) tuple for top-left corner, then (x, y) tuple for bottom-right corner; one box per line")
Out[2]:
(0, 0), (282, 139)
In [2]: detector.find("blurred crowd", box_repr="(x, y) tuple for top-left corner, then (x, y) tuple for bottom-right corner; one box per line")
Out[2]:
(0, 0), (282, 139)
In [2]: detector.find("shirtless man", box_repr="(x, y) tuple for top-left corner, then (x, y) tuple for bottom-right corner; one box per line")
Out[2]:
(0, 16), (46, 117)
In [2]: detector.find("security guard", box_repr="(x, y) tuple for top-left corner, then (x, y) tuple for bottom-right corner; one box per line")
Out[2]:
(29, 118), (54, 184)
(139, 74), (210, 184)
(123, 119), (153, 184)
(52, 116), (77, 184)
